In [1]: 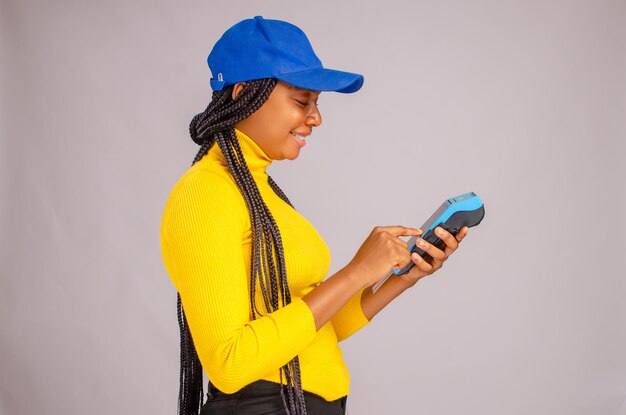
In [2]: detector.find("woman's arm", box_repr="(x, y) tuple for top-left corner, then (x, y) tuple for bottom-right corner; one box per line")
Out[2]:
(302, 226), (470, 330)
(360, 226), (470, 320)
(302, 225), (418, 331)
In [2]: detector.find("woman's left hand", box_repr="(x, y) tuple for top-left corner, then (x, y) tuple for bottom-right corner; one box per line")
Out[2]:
(398, 226), (470, 287)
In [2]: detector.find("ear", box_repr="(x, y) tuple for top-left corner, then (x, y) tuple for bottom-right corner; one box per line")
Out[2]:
(232, 82), (247, 100)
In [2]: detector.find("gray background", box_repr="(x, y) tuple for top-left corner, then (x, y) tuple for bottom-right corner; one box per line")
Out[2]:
(1, 0), (625, 414)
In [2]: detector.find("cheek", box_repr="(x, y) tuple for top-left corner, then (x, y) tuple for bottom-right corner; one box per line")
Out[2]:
(269, 109), (302, 136)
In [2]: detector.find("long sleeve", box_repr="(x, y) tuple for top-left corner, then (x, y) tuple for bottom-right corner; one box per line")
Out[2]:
(160, 171), (317, 393)
(330, 289), (370, 342)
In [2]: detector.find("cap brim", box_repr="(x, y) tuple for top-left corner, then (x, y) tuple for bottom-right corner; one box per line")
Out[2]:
(275, 68), (364, 93)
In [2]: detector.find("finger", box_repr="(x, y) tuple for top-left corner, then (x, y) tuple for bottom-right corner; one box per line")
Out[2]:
(385, 234), (421, 269)
(431, 257), (444, 271)
(416, 238), (446, 261)
(395, 241), (416, 267)
(434, 227), (459, 254)
(411, 252), (433, 273)
(395, 254), (414, 271)
(382, 233), (416, 253)
(456, 227), (469, 242)
(376, 226), (422, 237)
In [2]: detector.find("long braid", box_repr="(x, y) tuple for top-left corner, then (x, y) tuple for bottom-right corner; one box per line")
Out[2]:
(178, 78), (308, 415)
(177, 294), (203, 415)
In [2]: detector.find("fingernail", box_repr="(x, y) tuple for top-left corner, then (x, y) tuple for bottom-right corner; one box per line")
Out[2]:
(418, 240), (426, 248)
(436, 228), (444, 236)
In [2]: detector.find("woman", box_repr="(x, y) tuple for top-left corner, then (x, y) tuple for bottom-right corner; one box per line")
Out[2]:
(160, 16), (469, 415)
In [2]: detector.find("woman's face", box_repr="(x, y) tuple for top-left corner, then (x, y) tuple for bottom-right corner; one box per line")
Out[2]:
(235, 81), (322, 160)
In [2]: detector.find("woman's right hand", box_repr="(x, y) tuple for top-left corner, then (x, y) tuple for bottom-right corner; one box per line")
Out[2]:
(345, 226), (422, 288)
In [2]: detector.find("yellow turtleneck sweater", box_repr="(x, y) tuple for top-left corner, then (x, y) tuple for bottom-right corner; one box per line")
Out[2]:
(160, 129), (370, 401)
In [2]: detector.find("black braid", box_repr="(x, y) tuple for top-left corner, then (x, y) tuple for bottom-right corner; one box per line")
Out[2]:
(177, 78), (308, 415)
(177, 295), (203, 415)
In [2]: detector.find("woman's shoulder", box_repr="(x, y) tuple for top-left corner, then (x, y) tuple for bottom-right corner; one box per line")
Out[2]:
(164, 160), (244, 212)
(161, 163), (249, 237)
(178, 156), (237, 190)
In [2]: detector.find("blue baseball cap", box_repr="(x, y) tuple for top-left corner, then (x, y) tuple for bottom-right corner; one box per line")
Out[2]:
(207, 16), (364, 93)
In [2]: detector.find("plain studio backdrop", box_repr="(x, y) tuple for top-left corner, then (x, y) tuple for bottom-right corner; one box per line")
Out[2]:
(1, 0), (625, 414)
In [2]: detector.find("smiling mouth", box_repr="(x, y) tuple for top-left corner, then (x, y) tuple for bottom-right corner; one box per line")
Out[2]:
(291, 132), (307, 147)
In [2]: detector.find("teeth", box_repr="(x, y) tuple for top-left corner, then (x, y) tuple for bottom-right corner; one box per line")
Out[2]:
(292, 132), (306, 141)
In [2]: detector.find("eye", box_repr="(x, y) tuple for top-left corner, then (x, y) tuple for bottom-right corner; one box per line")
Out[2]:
(294, 99), (308, 107)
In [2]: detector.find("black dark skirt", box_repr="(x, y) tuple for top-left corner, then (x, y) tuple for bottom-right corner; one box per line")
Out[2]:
(200, 380), (347, 415)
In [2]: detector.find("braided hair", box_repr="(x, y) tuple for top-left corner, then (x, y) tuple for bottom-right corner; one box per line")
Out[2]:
(177, 78), (308, 415)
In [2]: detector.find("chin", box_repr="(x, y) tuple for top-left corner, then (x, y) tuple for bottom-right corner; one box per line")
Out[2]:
(283, 150), (301, 161)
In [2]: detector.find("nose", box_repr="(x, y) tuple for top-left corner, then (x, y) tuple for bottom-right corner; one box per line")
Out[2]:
(305, 104), (322, 127)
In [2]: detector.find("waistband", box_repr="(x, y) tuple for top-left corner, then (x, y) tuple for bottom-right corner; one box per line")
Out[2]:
(207, 380), (347, 409)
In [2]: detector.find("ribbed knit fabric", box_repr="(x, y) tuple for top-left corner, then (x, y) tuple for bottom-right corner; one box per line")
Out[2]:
(160, 129), (370, 401)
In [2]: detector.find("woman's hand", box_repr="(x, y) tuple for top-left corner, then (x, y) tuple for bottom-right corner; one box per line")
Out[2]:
(305, 225), (468, 329)
(398, 226), (470, 287)
(345, 226), (422, 289)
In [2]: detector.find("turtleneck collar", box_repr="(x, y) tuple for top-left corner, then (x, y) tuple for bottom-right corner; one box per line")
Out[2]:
(235, 129), (272, 172)
(207, 128), (272, 174)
